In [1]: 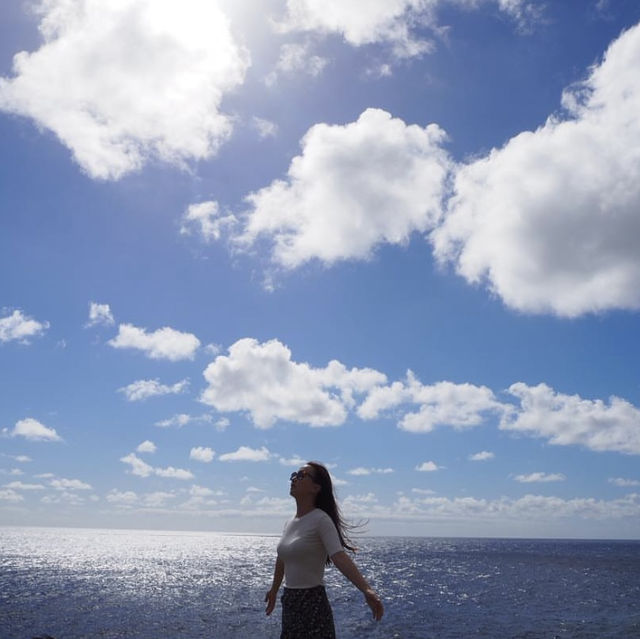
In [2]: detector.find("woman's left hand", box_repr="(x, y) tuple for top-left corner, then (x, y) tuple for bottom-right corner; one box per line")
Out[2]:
(363, 588), (384, 621)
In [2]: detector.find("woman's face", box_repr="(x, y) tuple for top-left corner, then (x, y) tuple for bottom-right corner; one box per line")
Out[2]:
(289, 465), (318, 498)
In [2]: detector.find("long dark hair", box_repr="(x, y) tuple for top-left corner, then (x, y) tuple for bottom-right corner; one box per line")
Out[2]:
(307, 461), (358, 559)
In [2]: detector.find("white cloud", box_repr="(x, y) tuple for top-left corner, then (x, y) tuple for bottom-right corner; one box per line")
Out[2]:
(190, 485), (220, 497)
(501, 383), (640, 455)
(201, 337), (385, 428)
(266, 42), (328, 86)
(469, 451), (495, 461)
(214, 417), (230, 432)
(13, 455), (32, 463)
(252, 117), (278, 139)
(277, 0), (435, 58)
(0, 0), (248, 180)
(119, 378), (189, 402)
(0, 310), (49, 343)
(432, 22), (640, 316)
(364, 492), (640, 523)
(50, 478), (92, 490)
(41, 491), (86, 506)
(154, 466), (194, 480)
(277, 0), (539, 59)
(347, 467), (394, 475)
(609, 477), (640, 488)
(106, 490), (138, 505)
(180, 201), (237, 243)
(279, 455), (307, 467)
(416, 461), (440, 472)
(0, 488), (24, 502)
(7, 418), (62, 442)
(120, 453), (154, 478)
(411, 488), (436, 495)
(514, 472), (566, 483)
(155, 413), (193, 428)
(219, 446), (272, 462)
(86, 302), (114, 327)
(120, 452), (194, 480)
(359, 371), (504, 433)
(136, 440), (157, 454)
(190, 446), (215, 463)
(235, 109), (450, 269)
(109, 324), (200, 361)
(154, 413), (214, 428)
(3, 481), (45, 490)
(143, 491), (176, 507)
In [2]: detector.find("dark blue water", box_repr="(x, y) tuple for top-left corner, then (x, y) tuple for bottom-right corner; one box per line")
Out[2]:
(1, 527), (639, 638)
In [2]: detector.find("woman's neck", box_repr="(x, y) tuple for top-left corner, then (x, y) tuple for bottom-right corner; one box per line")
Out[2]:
(295, 497), (316, 518)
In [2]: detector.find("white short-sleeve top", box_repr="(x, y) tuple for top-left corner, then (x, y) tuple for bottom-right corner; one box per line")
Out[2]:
(276, 508), (344, 588)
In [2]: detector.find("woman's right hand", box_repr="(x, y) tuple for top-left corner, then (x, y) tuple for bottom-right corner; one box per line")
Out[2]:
(264, 588), (277, 616)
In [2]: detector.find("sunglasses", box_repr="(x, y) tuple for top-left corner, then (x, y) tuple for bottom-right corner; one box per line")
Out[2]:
(290, 470), (313, 482)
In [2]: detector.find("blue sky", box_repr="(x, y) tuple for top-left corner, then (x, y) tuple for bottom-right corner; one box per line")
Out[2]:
(2, 0), (640, 538)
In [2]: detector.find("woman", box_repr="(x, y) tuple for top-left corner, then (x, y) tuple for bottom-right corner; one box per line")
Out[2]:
(265, 461), (384, 638)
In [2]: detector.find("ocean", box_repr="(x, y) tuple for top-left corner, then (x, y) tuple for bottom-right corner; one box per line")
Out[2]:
(1, 527), (638, 638)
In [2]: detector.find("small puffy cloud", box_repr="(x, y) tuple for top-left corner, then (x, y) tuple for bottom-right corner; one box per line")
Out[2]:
(41, 491), (86, 506)
(7, 418), (62, 442)
(3, 481), (45, 490)
(0, 488), (23, 502)
(279, 455), (307, 467)
(416, 461), (439, 472)
(514, 472), (566, 483)
(219, 446), (271, 462)
(266, 42), (328, 86)
(50, 478), (92, 491)
(155, 413), (193, 428)
(359, 371), (504, 433)
(252, 116), (278, 139)
(120, 452), (194, 480)
(469, 451), (495, 461)
(0, 0), (249, 179)
(214, 417), (230, 432)
(347, 467), (394, 476)
(106, 490), (138, 505)
(0, 310), (49, 343)
(154, 466), (194, 480)
(1, 469), (24, 476)
(86, 302), (114, 327)
(432, 22), (640, 316)
(136, 440), (157, 454)
(143, 491), (176, 508)
(120, 453), (154, 478)
(608, 477), (640, 488)
(190, 485), (220, 497)
(13, 455), (32, 463)
(502, 383), (640, 455)
(180, 201), (237, 243)
(190, 446), (215, 463)
(236, 109), (450, 269)
(411, 488), (436, 495)
(201, 338), (385, 428)
(109, 324), (200, 361)
(154, 413), (214, 428)
(119, 378), (189, 402)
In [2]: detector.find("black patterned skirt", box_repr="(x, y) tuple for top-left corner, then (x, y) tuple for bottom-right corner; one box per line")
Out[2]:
(280, 585), (336, 639)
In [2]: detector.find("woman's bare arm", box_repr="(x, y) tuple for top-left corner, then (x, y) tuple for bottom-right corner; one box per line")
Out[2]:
(331, 551), (384, 621)
(265, 556), (284, 616)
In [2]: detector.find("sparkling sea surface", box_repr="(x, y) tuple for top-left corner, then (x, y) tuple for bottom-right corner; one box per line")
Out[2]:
(1, 527), (639, 638)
